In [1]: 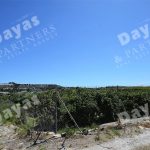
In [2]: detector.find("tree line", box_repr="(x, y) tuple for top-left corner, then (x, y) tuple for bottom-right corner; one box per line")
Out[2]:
(0, 86), (150, 130)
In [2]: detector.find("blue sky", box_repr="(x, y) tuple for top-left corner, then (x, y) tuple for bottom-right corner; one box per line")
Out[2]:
(0, 0), (150, 87)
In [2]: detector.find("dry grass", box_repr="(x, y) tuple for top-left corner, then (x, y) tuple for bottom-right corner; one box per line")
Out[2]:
(135, 145), (150, 150)
(95, 125), (142, 143)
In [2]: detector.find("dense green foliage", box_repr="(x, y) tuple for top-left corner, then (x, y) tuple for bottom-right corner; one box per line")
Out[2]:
(1, 86), (150, 131)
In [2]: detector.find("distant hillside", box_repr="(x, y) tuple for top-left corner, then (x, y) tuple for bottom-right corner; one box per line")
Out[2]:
(0, 82), (62, 92)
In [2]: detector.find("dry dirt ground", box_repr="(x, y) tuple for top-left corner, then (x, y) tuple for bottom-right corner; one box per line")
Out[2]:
(1, 118), (150, 150)
(83, 128), (150, 150)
